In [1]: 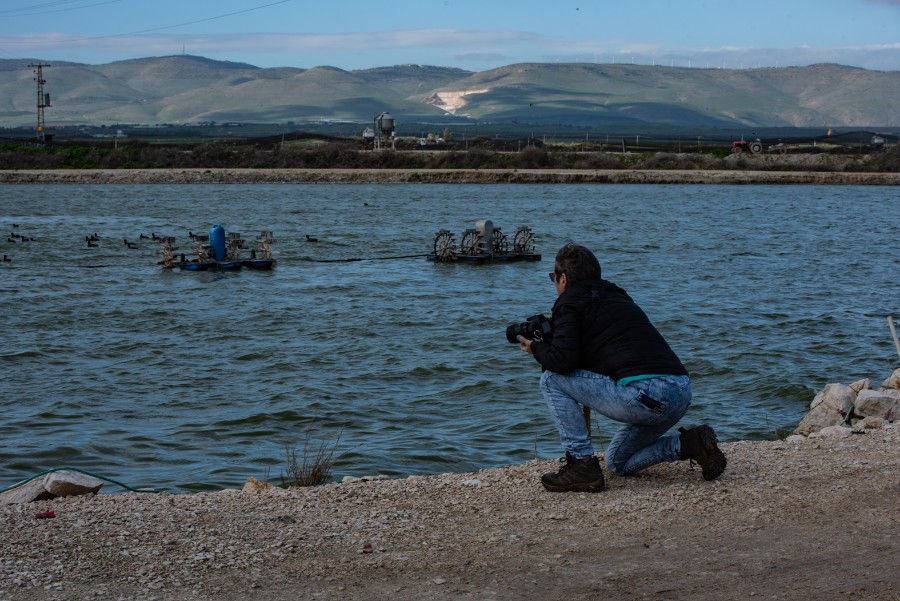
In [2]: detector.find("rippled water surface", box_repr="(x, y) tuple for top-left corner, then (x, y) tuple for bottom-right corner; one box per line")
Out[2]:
(1, 183), (898, 492)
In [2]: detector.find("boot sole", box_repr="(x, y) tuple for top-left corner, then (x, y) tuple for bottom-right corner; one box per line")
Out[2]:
(696, 425), (727, 481)
(542, 478), (605, 493)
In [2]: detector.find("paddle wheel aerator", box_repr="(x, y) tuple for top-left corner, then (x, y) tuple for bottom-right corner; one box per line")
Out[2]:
(428, 220), (541, 263)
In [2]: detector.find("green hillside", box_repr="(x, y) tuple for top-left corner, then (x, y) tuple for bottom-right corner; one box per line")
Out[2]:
(430, 63), (900, 127)
(1, 55), (897, 128)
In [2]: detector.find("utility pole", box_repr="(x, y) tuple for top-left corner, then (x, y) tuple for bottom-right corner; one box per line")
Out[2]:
(29, 63), (51, 142)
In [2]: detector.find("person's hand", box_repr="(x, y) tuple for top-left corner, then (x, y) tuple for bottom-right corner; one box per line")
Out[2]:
(517, 335), (534, 355)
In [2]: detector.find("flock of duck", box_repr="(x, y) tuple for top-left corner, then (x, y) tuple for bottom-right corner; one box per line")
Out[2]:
(3, 225), (166, 262)
(2, 225), (319, 268)
(4, 224), (30, 262)
(85, 231), (165, 249)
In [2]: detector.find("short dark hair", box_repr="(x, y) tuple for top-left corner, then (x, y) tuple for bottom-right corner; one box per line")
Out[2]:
(554, 243), (601, 283)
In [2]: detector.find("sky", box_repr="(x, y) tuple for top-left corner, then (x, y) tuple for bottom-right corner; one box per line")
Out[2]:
(0, 0), (899, 72)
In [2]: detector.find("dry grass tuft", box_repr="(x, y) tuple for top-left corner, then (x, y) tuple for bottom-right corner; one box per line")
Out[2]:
(281, 430), (343, 487)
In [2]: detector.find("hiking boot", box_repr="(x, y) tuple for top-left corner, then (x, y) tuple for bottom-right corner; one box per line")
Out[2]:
(541, 452), (605, 493)
(679, 425), (727, 481)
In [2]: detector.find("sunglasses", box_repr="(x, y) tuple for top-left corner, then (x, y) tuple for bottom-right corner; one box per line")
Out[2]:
(549, 271), (562, 283)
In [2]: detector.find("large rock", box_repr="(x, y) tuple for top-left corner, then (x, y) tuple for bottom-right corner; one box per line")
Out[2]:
(795, 402), (844, 435)
(881, 368), (900, 389)
(242, 476), (274, 492)
(854, 415), (888, 429)
(848, 379), (870, 393)
(0, 478), (53, 506)
(854, 389), (900, 421)
(0, 470), (104, 505)
(813, 425), (858, 439)
(810, 383), (856, 414)
(43, 470), (104, 498)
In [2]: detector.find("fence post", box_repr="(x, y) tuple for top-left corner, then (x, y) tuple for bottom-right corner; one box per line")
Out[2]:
(888, 316), (900, 361)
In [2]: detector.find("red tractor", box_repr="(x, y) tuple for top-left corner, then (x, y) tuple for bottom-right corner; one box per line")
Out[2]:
(732, 140), (763, 154)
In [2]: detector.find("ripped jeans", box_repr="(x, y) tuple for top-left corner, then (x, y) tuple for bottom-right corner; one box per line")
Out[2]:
(540, 370), (692, 475)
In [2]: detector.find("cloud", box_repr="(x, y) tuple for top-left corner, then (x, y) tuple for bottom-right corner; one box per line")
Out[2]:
(453, 52), (513, 63)
(2, 28), (899, 71)
(2, 29), (536, 54)
(540, 43), (900, 71)
(0, 28), (545, 69)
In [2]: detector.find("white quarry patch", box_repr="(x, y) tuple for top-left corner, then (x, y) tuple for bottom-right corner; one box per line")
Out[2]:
(427, 88), (492, 114)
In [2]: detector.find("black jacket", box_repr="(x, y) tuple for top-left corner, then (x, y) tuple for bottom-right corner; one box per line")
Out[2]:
(531, 279), (687, 380)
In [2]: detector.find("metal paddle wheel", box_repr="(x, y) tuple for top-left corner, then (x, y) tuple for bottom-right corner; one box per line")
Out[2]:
(243, 231), (276, 269)
(193, 233), (213, 265)
(255, 231), (276, 260)
(492, 228), (509, 255)
(512, 226), (536, 255)
(432, 229), (457, 262)
(459, 228), (480, 256)
(225, 232), (244, 261)
(159, 236), (178, 270)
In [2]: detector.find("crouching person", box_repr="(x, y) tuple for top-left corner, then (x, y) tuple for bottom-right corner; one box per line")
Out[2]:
(516, 243), (726, 492)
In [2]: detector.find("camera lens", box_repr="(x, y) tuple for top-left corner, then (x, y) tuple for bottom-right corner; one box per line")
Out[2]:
(506, 323), (525, 344)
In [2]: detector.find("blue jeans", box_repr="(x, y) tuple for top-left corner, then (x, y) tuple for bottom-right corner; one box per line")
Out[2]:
(540, 370), (692, 475)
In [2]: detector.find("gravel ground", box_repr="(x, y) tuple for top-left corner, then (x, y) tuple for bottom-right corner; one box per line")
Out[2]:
(2, 427), (898, 601)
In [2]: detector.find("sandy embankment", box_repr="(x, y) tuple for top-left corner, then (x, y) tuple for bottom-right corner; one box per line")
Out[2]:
(1, 427), (898, 601)
(2, 168), (900, 185)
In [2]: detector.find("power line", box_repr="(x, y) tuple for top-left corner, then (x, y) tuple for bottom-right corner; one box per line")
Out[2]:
(0, 0), (125, 61)
(70, 0), (296, 41)
(0, 0), (296, 61)
(0, 0), (125, 18)
(1, 0), (296, 52)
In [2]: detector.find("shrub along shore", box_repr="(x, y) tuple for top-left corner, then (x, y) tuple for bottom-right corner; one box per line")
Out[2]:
(2, 141), (900, 185)
(3, 167), (900, 185)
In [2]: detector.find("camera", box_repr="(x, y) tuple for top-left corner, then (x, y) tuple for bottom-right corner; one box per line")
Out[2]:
(506, 314), (552, 344)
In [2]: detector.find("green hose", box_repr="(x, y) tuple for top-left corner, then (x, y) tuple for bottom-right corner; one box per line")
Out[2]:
(0, 467), (163, 495)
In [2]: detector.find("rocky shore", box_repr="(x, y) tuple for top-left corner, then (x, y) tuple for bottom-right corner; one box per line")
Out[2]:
(3, 167), (900, 185)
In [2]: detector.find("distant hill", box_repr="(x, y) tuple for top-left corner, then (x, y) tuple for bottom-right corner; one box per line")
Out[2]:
(1, 55), (898, 128)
